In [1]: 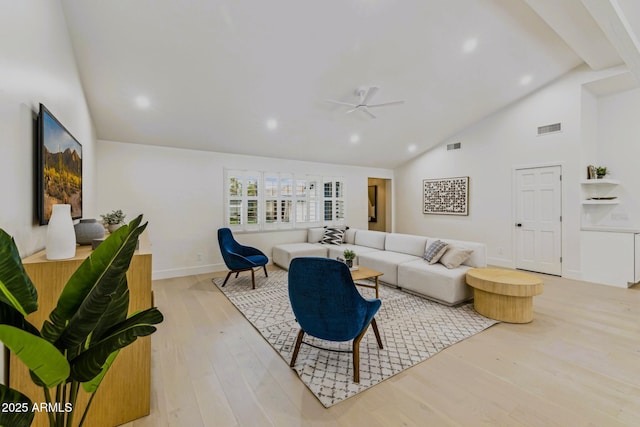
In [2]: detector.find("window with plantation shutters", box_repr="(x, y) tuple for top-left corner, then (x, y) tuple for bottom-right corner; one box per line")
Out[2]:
(224, 169), (345, 231)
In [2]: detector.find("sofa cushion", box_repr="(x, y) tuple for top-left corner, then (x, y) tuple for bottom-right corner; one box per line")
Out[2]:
(354, 230), (388, 250)
(326, 244), (381, 263)
(384, 233), (429, 257)
(439, 246), (473, 269)
(272, 243), (327, 270)
(424, 240), (448, 264)
(320, 227), (346, 245)
(344, 228), (357, 244)
(357, 250), (420, 286)
(307, 227), (325, 243)
(398, 259), (473, 305)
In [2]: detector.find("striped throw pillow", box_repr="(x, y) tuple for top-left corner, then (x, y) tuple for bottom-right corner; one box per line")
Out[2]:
(321, 227), (346, 245)
(423, 240), (449, 264)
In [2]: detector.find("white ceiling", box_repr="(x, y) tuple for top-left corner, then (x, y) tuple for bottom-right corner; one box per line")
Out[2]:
(59, 0), (637, 169)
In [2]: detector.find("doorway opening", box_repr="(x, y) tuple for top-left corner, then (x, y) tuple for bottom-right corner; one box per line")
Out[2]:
(368, 178), (391, 232)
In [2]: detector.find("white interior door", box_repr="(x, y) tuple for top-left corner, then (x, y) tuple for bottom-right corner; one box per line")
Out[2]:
(515, 165), (562, 275)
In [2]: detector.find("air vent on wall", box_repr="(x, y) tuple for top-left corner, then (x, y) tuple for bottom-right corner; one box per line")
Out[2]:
(537, 122), (561, 135)
(447, 142), (461, 150)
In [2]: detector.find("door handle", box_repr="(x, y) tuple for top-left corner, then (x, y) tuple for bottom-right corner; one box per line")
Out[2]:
(515, 223), (522, 227)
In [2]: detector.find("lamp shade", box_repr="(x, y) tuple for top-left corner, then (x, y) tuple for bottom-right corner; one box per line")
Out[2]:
(46, 204), (76, 260)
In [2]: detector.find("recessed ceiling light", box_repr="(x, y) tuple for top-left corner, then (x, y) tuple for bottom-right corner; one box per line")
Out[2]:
(350, 134), (360, 144)
(520, 75), (533, 85)
(266, 119), (278, 130)
(134, 96), (150, 109)
(462, 38), (478, 53)
(408, 144), (417, 153)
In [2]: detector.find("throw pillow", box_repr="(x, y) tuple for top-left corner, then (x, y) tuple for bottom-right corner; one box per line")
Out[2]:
(423, 240), (449, 264)
(439, 246), (473, 269)
(321, 227), (346, 245)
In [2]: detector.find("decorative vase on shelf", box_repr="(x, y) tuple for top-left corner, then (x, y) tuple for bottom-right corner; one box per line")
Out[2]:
(46, 204), (76, 260)
(74, 218), (105, 245)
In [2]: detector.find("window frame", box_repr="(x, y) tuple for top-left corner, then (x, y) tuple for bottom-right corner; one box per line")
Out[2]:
(224, 169), (345, 232)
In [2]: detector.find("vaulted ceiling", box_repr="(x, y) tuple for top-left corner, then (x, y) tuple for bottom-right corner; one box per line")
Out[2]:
(60, 0), (639, 168)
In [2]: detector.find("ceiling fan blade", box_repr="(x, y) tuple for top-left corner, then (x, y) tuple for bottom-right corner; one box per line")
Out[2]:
(362, 107), (376, 119)
(362, 86), (379, 105)
(367, 100), (405, 108)
(345, 108), (358, 114)
(326, 99), (358, 107)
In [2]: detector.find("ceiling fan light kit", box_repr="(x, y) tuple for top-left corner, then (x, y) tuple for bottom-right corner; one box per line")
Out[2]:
(326, 86), (405, 119)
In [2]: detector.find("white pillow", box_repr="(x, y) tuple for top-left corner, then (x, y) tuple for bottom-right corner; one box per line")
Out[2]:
(439, 246), (473, 269)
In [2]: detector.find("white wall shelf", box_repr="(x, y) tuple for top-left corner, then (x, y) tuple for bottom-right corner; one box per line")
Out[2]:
(580, 177), (623, 229)
(580, 178), (620, 204)
(580, 179), (620, 185)
(581, 199), (619, 205)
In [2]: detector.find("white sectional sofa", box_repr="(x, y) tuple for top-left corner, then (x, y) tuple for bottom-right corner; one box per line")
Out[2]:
(272, 228), (487, 306)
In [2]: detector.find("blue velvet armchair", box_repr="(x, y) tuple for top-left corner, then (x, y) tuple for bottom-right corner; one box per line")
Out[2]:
(217, 227), (268, 289)
(288, 257), (383, 382)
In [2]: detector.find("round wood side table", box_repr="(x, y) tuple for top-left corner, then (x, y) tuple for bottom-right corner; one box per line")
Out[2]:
(466, 268), (544, 323)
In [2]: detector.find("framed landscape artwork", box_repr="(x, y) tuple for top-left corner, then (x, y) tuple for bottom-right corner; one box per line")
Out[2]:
(37, 104), (83, 224)
(423, 176), (469, 215)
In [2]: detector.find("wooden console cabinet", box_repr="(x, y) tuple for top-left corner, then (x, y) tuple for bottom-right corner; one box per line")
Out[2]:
(10, 241), (152, 427)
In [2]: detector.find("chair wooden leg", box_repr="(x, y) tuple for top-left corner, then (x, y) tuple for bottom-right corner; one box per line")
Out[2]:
(290, 329), (305, 367)
(352, 322), (373, 383)
(263, 265), (268, 277)
(352, 334), (363, 383)
(222, 271), (233, 287)
(235, 271), (240, 278)
(371, 318), (383, 349)
(251, 268), (256, 289)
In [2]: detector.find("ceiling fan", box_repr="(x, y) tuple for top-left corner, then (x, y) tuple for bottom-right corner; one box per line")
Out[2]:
(326, 86), (405, 119)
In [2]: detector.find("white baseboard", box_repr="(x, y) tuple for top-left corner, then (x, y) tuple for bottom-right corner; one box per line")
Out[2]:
(562, 269), (582, 281)
(152, 263), (225, 280)
(486, 257), (514, 269)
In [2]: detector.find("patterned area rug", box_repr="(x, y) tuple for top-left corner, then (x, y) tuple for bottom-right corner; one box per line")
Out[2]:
(213, 268), (498, 407)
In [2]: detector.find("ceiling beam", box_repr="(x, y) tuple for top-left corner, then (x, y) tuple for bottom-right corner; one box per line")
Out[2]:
(525, 0), (623, 70)
(581, 0), (640, 84)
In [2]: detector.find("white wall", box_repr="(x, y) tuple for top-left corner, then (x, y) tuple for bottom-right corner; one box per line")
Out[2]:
(0, 0), (96, 384)
(96, 140), (392, 279)
(393, 65), (635, 280)
(594, 87), (640, 229)
(0, 0), (97, 256)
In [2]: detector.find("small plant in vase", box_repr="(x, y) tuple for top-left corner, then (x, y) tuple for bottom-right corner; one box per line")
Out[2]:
(343, 249), (356, 268)
(101, 209), (126, 233)
(595, 166), (608, 179)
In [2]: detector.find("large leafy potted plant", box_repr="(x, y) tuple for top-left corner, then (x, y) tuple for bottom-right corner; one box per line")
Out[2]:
(0, 215), (163, 427)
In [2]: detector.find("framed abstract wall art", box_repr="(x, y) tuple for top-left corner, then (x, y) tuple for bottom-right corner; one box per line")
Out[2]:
(423, 176), (469, 215)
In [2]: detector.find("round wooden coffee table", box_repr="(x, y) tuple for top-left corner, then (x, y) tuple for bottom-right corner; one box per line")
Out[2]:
(466, 268), (544, 323)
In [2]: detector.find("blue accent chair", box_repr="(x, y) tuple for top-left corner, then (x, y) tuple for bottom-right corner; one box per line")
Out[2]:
(288, 257), (383, 382)
(217, 228), (268, 289)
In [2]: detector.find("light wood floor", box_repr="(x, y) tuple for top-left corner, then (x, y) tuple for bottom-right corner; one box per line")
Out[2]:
(123, 267), (640, 427)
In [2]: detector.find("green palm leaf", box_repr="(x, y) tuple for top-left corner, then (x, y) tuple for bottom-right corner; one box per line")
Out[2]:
(69, 308), (163, 382)
(0, 230), (37, 316)
(90, 280), (129, 344)
(81, 350), (120, 394)
(0, 384), (34, 427)
(0, 302), (40, 336)
(42, 216), (146, 346)
(0, 325), (69, 388)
